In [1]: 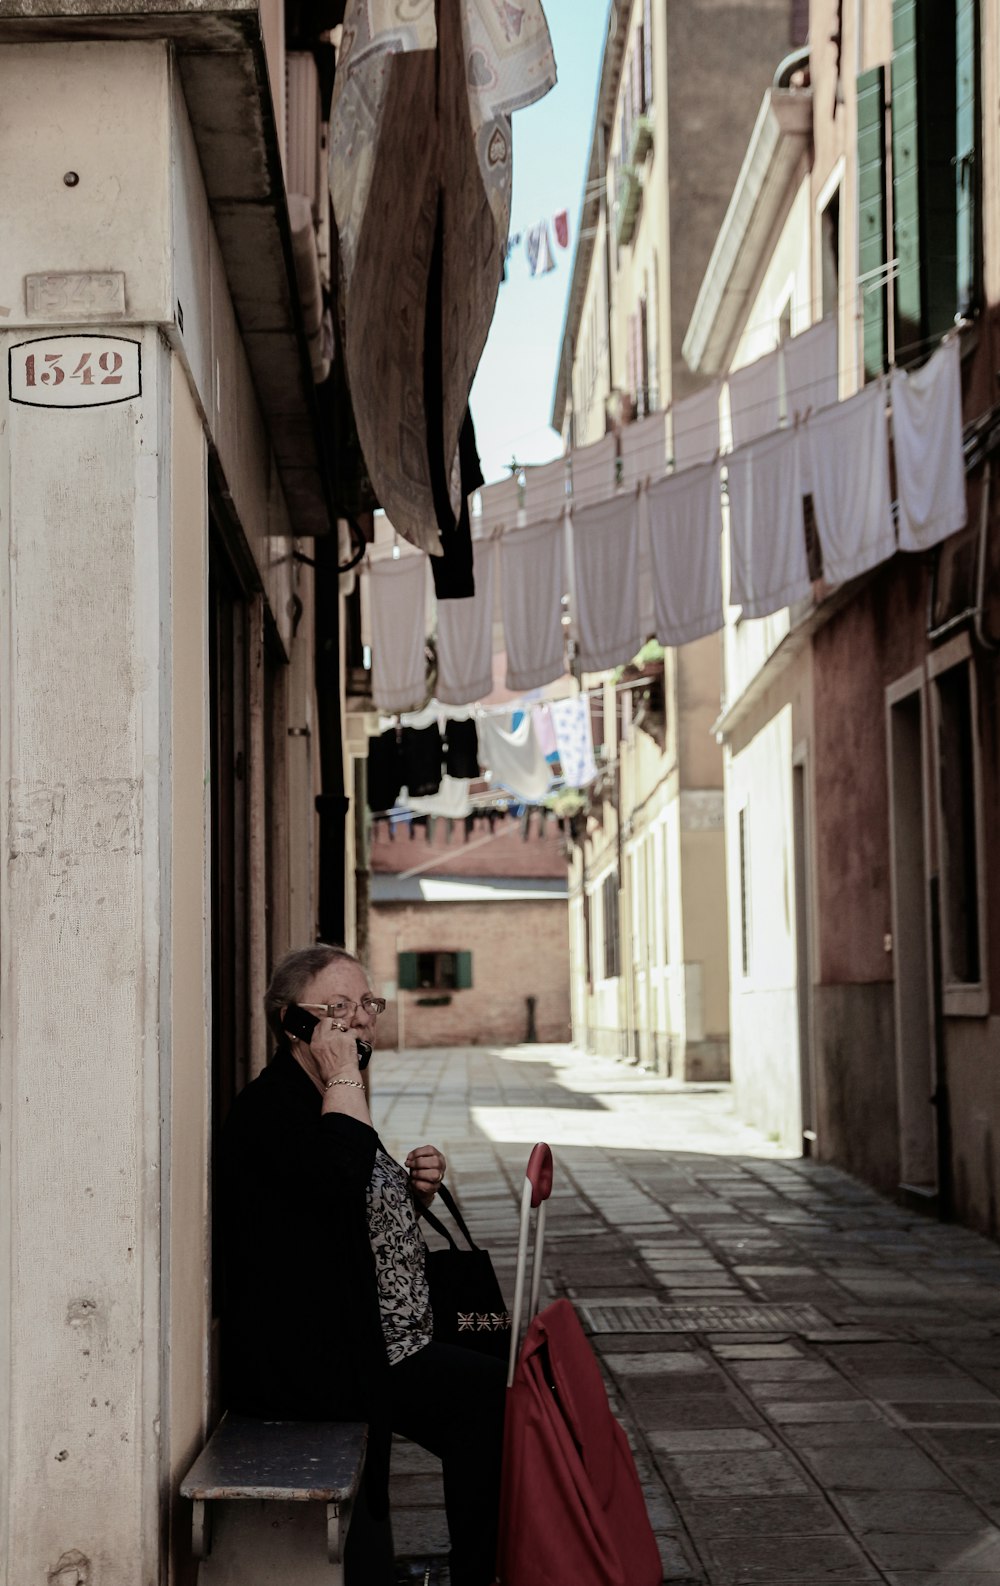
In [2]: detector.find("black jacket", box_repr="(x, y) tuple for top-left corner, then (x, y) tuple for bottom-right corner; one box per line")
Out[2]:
(219, 1045), (392, 1511)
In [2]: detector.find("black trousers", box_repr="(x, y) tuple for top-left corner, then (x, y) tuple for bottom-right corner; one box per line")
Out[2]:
(391, 1340), (507, 1586)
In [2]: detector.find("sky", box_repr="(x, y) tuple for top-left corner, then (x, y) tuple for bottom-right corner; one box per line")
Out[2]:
(470, 3), (609, 485)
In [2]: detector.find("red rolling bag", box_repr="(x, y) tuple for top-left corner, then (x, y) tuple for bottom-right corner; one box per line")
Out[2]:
(497, 1144), (662, 1586)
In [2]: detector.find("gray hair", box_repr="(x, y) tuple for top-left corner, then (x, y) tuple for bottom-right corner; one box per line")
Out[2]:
(264, 943), (361, 1044)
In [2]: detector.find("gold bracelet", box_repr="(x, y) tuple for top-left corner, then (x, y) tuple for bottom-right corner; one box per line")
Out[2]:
(324, 1076), (364, 1091)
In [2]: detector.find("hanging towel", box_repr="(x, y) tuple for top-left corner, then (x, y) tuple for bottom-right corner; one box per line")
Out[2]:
(524, 222), (555, 277)
(892, 337), (967, 552)
(549, 696), (597, 788)
(369, 553), (429, 712)
(532, 704), (559, 760)
(478, 712), (552, 802)
(522, 456), (568, 523)
(807, 381), (896, 584)
(784, 317), (838, 421)
(367, 729), (404, 813)
(727, 428), (812, 617)
(647, 461), (724, 646)
(405, 775), (472, 818)
(501, 515), (566, 691)
(444, 716), (480, 779)
(618, 412), (668, 489)
(436, 537), (496, 705)
(672, 382), (721, 469)
(568, 434), (618, 508)
(400, 722), (444, 798)
(330, 0), (556, 557)
(571, 495), (642, 673)
(554, 210), (570, 248)
(729, 349), (781, 448)
(477, 472), (521, 535)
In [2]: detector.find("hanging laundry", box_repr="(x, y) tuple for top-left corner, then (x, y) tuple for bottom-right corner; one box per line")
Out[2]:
(522, 456), (568, 523)
(892, 338), (967, 553)
(436, 538), (496, 705)
(477, 471), (521, 535)
(330, 1), (556, 558)
(783, 317), (838, 421)
(405, 775), (472, 818)
(554, 209), (570, 248)
(532, 703), (559, 761)
(571, 495), (642, 673)
(549, 696), (597, 788)
(478, 711), (552, 802)
(400, 722), (444, 798)
(618, 411), (668, 489)
(647, 461), (724, 646)
(728, 349), (781, 448)
(671, 382), (721, 469)
(367, 729), (404, 813)
(501, 515), (567, 691)
(806, 381), (895, 584)
(429, 409), (484, 601)
(524, 220), (556, 276)
(568, 433), (618, 508)
(369, 553), (429, 712)
(444, 716), (481, 779)
(727, 428), (812, 618)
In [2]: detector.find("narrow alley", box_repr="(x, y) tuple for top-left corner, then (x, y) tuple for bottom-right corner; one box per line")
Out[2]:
(376, 1045), (1000, 1586)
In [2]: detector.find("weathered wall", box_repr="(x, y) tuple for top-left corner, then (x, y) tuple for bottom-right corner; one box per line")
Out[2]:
(369, 901), (571, 1050)
(0, 326), (166, 1584)
(814, 983), (899, 1195)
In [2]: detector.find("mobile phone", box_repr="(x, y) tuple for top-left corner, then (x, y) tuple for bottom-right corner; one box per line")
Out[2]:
(283, 1004), (373, 1071)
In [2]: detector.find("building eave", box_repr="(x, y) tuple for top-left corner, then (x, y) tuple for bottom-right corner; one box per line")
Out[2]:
(682, 87), (813, 378)
(0, 0), (334, 536)
(550, 0), (629, 435)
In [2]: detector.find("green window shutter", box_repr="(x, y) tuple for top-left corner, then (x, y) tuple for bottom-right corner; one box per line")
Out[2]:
(891, 0), (959, 357)
(955, 0), (978, 315)
(857, 65), (888, 379)
(455, 951), (473, 990)
(398, 952), (418, 990)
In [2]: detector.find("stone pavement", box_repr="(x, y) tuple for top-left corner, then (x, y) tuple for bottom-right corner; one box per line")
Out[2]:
(372, 1043), (1000, 1586)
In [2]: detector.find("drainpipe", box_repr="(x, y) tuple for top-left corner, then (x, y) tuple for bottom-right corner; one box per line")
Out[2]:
(314, 531), (349, 944)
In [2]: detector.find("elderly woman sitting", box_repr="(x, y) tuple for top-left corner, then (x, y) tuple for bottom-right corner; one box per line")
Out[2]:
(218, 944), (506, 1586)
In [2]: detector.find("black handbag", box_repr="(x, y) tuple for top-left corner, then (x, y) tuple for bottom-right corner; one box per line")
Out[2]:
(421, 1183), (511, 1361)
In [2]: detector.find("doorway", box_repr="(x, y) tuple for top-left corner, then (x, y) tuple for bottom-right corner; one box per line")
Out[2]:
(887, 675), (937, 1195)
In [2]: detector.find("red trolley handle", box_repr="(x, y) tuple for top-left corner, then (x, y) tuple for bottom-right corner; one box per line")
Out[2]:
(526, 1141), (553, 1208)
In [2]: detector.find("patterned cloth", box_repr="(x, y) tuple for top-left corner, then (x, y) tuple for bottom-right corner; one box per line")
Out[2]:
(367, 1146), (433, 1367)
(330, 2), (556, 555)
(549, 695), (597, 789)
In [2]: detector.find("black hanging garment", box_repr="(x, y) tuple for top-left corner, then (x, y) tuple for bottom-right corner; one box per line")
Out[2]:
(444, 717), (480, 780)
(367, 729), (403, 813)
(401, 724), (444, 798)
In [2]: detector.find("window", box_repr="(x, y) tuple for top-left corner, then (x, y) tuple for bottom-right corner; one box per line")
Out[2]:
(820, 186), (841, 321)
(932, 656), (986, 1001)
(398, 950), (472, 992)
(857, 63), (888, 378)
(642, 0), (653, 108)
(738, 807), (752, 977)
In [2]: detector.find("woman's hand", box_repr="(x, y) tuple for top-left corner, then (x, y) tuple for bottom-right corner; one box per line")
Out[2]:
(406, 1144), (447, 1207)
(294, 1017), (362, 1094)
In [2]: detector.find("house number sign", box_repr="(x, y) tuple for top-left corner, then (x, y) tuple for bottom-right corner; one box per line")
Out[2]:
(8, 335), (141, 409)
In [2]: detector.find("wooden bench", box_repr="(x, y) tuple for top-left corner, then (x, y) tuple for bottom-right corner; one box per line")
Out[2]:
(180, 1414), (368, 1585)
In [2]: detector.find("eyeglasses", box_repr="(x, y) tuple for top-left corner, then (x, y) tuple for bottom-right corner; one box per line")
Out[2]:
(300, 996), (386, 1021)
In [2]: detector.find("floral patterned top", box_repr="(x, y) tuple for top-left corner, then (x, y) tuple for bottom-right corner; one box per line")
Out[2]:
(366, 1146), (433, 1366)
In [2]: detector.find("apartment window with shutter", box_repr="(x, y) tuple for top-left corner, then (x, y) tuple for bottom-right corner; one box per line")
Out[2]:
(642, 0), (653, 107)
(398, 951), (472, 991)
(890, 0), (978, 360)
(602, 871), (621, 981)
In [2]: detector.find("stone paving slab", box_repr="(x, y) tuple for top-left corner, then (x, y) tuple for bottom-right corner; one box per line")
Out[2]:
(373, 1044), (1000, 1584)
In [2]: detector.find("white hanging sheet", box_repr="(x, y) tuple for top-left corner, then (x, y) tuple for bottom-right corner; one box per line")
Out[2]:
(500, 514), (567, 691)
(891, 337), (967, 552)
(477, 711), (552, 802)
(522, 456), (568, 523)
(436, 538), (496, 705)
(783, 317), (838, 420)
(405, 775), (473, 818)
(618, 411), (668, 488)
(571, 495), (642, 673)
(568, 434), (618, 508)
(807, 381), (896, 585)
(671, 381), (721, 469)
(729, 349), (781, 448)
(727, 427), (812, 617)
(647, 461), (724, 646)
(476, 473), (521, 536)
(369, 553), (429, 712)
(549, 695), (597, 788)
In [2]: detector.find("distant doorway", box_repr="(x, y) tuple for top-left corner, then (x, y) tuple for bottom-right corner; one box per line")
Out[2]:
(887, 675), (937, 1196)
